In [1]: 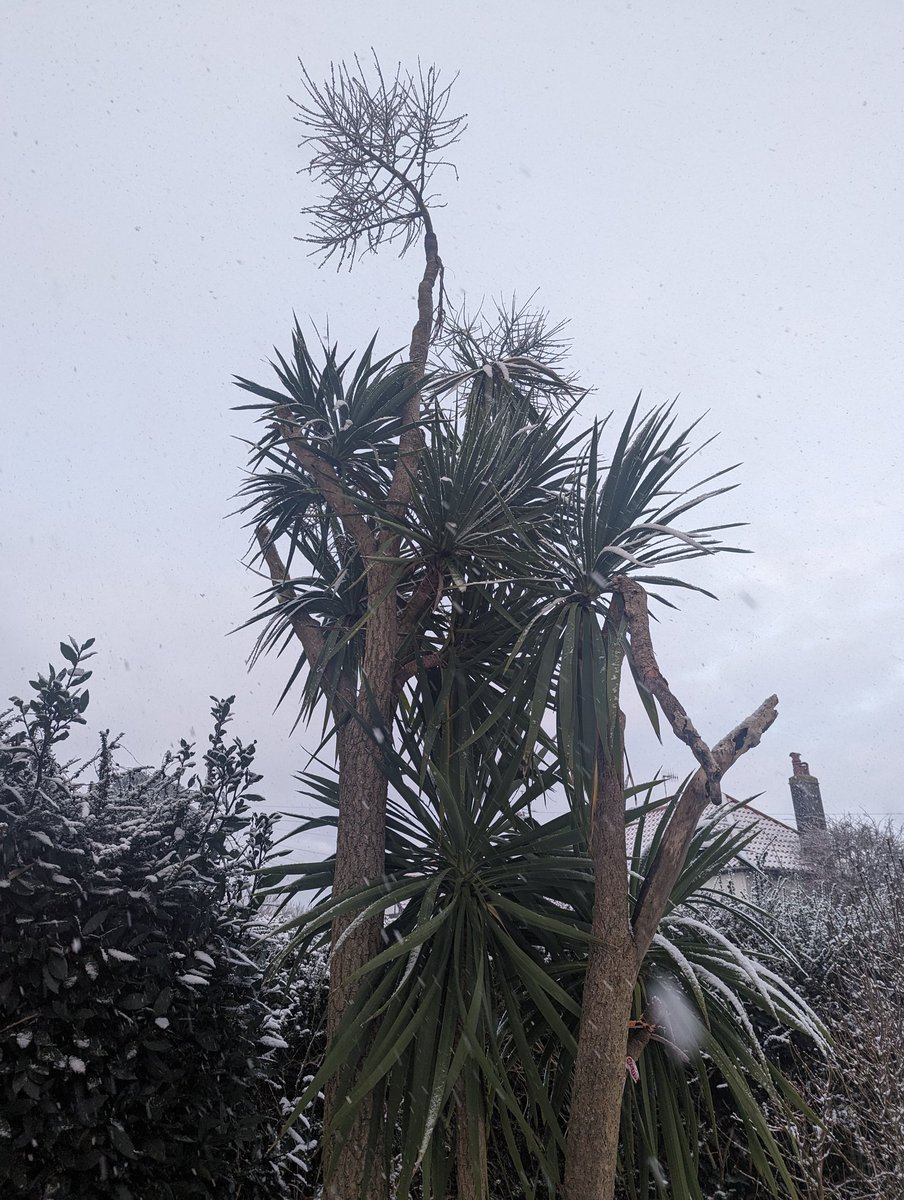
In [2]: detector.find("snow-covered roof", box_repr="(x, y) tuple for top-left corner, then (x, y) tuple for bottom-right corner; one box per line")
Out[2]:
(627, 801), (802, 875)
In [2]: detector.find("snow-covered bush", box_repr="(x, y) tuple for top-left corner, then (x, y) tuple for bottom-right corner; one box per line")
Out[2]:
(716, 820), (904, 1199)
(260, 938), (328, 1194)
(0, 639), (323, 1199)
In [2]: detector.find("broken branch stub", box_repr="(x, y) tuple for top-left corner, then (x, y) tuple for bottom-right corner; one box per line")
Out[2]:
(612, 575), (723, 804)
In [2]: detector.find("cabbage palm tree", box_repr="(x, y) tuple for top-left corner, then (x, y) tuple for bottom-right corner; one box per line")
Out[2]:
(237, 57), (803, 1200)
(240, 326), (807, 1197)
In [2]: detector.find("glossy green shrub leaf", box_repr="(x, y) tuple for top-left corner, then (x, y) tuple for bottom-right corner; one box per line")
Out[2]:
(0, 651), (324, 1199)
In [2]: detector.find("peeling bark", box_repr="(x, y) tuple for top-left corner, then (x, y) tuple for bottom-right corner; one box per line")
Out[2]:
(612, 577), (722, 804)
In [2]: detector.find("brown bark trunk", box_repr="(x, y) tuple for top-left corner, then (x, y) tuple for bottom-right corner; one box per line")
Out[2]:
(563, 685), (779, 1199)
(324, 570), (396, 1200)
(563, 743), (636, 1200)
(323, 722), (389, 1200)
(562, 971), (634, 1200)
(328, 580), (396, 1037)
(455, 1080), (488, 1200)
(322, 226), (440, 1199)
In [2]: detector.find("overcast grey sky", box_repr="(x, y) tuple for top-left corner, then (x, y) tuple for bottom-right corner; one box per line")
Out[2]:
(2, 1), (902, 852)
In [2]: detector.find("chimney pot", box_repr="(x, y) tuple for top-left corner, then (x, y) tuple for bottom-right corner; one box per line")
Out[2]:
(790, 752), (811, 777)
(788, 753), (826, 834)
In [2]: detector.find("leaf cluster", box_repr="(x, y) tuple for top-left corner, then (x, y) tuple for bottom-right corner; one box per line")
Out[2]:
(236, 312), (741, 760)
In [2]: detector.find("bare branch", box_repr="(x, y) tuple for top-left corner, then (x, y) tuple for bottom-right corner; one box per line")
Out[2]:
(394, 651), (444, 690)
(433, 295), (584, 415)
(631, 693), (779, 962)
(398, 562), (444, 641)
(272, 405), (377, 559)
(289, 57), (462, 540)
(254, 525), (356, 714)
(255, 525), (324, 658)
(612, 575), (723, 804)
(291, 56), (466, 267)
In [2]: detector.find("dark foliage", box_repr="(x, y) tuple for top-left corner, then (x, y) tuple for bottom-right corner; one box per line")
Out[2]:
(0, 639), (320, 1199)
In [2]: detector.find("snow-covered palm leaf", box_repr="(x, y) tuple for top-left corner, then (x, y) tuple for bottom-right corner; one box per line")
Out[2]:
(479, 792), (818, 1196)
(234, 326), (428, 725)
(388, 400), (578, 566)
(235, 323), (421, 498)
(237, 522), (366, 729)
(263, 757), (821, 1199)
(429, 325), (583, 423)
(432, 295), (581, 417)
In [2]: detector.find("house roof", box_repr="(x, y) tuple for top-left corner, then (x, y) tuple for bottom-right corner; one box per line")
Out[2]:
(627, 800), (802, 874)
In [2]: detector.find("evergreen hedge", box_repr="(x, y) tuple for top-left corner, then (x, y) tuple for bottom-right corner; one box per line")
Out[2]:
(0, 639), (322, 1199)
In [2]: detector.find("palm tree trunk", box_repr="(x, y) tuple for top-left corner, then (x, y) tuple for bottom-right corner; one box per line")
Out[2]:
(562, 961), (634, 1200)
(323, 226), (440, 1200)
(455, 1079), (488, 1200)
(323, 565), (398, 1199)
(563, 742), (636, 1200)
(323, 716), (391, 1200)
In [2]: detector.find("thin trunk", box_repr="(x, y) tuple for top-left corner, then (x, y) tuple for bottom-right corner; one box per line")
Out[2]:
(455, 1080), (488, 1200)
(324, 577), (396, 1200)
(563, 742), (636, 1200)
(563, 970), (634, 1200)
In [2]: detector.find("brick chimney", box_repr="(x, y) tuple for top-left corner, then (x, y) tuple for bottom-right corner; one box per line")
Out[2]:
(789, 753), (827, 834)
